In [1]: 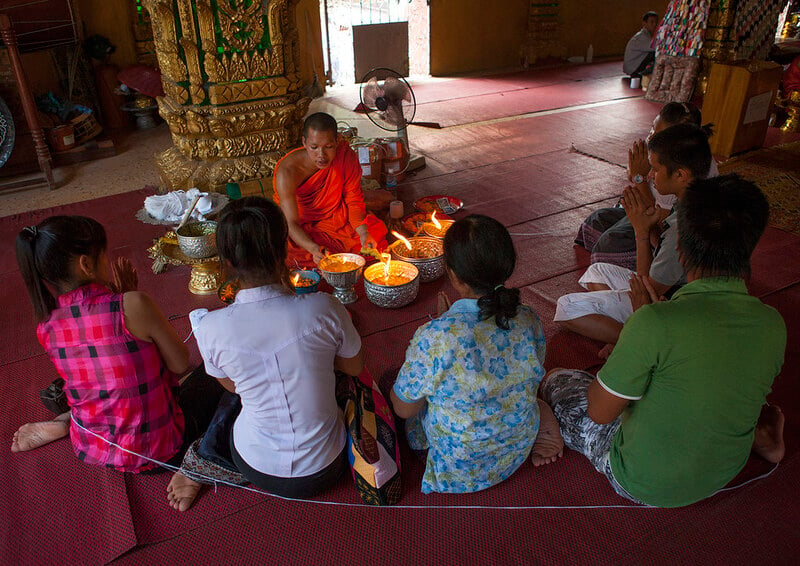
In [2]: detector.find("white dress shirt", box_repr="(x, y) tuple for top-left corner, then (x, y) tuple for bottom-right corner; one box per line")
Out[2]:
(193, 284), (361, 478)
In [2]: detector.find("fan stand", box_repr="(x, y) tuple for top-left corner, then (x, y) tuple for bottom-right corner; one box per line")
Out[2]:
(398, 126), (426, 173)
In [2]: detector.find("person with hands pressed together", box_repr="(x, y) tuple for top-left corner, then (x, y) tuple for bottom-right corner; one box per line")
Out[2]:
(555, 123), (712, 348)
(543, 174), (786, 508)
(273, 112), (387, 267)
(576, 102), (715, 270)
(10, 216), (224, 475)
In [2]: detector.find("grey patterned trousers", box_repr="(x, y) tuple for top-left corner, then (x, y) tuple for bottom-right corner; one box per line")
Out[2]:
(541, 369), (642, 504)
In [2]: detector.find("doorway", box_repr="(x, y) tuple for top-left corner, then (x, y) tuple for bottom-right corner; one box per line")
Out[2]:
(320, 0), (429, 85)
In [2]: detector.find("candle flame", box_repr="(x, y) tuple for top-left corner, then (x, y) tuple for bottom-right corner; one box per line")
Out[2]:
(391, 230), (412, 250)
(291, 272), (300, 286)
(431, 210), (442, 230)
(381, 253), (391, 278)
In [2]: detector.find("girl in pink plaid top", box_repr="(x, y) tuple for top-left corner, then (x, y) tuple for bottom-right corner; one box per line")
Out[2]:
(12, 216), (191, 472)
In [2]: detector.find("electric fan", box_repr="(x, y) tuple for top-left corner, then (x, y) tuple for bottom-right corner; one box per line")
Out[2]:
(359, 67), (441, 172)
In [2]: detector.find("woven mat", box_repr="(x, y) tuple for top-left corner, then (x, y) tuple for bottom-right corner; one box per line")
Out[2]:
(719, 142), (800, 236)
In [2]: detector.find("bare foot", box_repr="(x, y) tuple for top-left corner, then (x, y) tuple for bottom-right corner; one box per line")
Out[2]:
(11, 420), (69, 452)
(532, 399), (564, 467)
(167, 472), (203, 512)
(752, 404), (785, 464)
(598, 343), (615, 360)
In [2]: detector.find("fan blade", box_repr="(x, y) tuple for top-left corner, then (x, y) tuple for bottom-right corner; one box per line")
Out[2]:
(361, 77), (384, 109)
(383, 76), (412, 103)
(382, 102), (406, 127)
(407, 121), (442, 129)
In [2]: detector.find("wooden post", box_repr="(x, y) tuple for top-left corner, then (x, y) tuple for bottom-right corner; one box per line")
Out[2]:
(0, 13), (55, 190)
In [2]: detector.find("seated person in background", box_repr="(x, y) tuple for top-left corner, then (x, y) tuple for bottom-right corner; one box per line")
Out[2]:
(542, 174), (786, 508)
(12, 216), (222, 472)
(273, 112), (387, 267)
(623, 11), (659, 78)
(391, 215), (564, 494)
(576, 102), (717, 270)
(555, 124), (712, 347)
(167, 197), (365, 511)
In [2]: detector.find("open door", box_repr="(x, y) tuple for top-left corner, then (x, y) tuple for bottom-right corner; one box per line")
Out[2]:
(320, 0), (429, 84)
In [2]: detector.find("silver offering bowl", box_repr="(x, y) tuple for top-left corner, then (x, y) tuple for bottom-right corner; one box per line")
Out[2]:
(363, 260), (420, 308)
(390, 236), (445, 283)
(422, 219), (454, 239)
(176, 221), (217, 259)
(318, 253), (366, 304)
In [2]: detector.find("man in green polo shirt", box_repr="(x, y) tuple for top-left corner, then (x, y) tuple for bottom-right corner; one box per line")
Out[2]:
(542, 174), (786, 508)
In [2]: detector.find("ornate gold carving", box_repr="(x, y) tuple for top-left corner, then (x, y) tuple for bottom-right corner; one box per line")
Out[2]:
(216, 0), (265, 51)
(179, 37), (205, 104)
(156, 146), (282, 192)
(144, 0), (309, 191)
(173, 129), (288, 160)
(208, 77), (290, 105)
(162, 82), (190, 105)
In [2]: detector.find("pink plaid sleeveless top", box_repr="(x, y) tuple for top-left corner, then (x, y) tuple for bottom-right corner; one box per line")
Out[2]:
(37, 284), (184, 472)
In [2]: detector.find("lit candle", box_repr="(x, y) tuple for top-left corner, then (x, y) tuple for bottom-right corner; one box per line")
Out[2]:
(422, 211), (453, 238)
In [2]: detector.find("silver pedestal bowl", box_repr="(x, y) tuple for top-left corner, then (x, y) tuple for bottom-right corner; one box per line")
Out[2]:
(318, 253), (366, 304)
(176, 221), (217, 259)
(390, 237), (445, 282)
(363, 260), (420, 308)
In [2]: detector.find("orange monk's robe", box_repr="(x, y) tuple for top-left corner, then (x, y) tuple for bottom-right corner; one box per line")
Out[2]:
(273, 139), (388, 268)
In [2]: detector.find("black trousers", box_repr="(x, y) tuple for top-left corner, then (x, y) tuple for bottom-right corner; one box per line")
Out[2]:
(231, 438), (346, 499)
(630, 51), (655, 78)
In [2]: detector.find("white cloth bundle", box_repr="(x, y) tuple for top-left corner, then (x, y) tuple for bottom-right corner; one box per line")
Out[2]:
(144, 188), (216, 223)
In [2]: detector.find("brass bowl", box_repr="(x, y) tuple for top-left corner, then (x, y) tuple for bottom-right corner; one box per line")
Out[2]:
(318, 253), (365, 304)
(363, 261), (420, 308)
(176, 221), (217, 259)
(391, 237), (445, 282)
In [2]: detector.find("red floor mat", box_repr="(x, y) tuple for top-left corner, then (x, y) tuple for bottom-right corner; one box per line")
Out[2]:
(4, 63), (800, 563)
(398, 152), (627, 228)
(406, 98), (659, 172)
(0, 356), (138, 564)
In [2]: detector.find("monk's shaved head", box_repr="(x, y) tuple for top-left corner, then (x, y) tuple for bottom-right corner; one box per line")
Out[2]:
(303, 112), (337, 137)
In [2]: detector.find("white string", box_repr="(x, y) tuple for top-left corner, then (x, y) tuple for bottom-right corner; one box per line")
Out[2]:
(71, 417), (778, 511)
(508, 231), (574, 237)
(183, 329), (195, 343)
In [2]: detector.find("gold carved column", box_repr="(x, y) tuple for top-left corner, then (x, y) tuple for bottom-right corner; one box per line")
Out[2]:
(698, 0), (736, 94)
(143, 0), (311, 191)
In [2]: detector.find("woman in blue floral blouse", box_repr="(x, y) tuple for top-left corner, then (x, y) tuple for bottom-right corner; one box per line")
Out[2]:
(391, 214), (564, 494)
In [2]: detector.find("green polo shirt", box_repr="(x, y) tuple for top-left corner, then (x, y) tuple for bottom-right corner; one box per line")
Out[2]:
(597, 277), (786, 508)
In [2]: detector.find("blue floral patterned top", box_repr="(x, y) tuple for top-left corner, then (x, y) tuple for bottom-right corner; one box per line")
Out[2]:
(393, 299), (547, 493)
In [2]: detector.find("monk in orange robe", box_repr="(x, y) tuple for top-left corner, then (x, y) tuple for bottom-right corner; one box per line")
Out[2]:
(273, 112), (388, 267)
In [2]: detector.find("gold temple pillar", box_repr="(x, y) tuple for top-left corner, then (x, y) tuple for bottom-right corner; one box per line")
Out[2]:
(143, 0), (311, 191)
(698, 0), (737, 94)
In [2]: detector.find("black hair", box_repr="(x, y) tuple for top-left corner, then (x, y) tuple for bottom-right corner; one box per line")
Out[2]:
(643, 11), (658, 22)
(303, 112), (338, 137)
(15, 215), (107, 322)
(658, 102), (714, 137)
(217, 196), (288, 281)
(443, 214), (520, 330)
(677, 174), (768, 279)
(647, 123), (713, 180)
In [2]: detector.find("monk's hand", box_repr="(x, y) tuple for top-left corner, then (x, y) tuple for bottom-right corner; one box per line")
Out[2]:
(627, 139), (650, 183)
(356, 224), (377, 250)
(311, 246), (328, 265)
